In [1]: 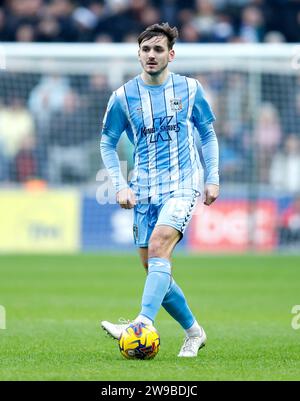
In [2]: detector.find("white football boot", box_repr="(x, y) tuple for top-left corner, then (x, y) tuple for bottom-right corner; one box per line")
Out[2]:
(101, 318), (131, 340)
(177, 326), (207, 357)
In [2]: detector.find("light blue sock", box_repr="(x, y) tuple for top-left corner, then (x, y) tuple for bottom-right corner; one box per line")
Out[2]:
(139, 257), (171, 322)
(162, 278), (195, 330)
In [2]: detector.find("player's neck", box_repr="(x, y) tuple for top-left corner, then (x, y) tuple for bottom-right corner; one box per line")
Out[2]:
(141, 69), (170, 86)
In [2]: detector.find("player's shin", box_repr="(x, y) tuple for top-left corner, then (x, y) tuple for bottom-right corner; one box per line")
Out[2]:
(137, 257), (171, 323)
(162, 279), (200, 335)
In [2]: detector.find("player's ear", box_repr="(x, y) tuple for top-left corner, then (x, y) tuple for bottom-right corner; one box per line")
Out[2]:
(169, 49), (175, 63)
(138, 49), (141, 60)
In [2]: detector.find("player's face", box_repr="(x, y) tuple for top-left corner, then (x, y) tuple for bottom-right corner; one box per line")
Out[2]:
(138, 36), (175, 76)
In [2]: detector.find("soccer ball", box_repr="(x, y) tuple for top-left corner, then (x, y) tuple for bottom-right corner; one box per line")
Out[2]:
(119, 322), (160, 360)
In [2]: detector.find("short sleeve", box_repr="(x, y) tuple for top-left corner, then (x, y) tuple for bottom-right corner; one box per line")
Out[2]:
(192, 81), (216, 130)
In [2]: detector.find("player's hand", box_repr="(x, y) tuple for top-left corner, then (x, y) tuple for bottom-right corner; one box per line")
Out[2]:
(116, 188), (136, 209)
(203, 184), (219, 206)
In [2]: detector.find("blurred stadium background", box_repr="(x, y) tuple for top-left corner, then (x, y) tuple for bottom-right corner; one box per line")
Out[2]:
(0, 0), (300, 254)
(1, 0), (300, 382)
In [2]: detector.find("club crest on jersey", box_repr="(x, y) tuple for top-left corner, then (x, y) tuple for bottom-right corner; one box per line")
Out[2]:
(170, 98), (183, 112)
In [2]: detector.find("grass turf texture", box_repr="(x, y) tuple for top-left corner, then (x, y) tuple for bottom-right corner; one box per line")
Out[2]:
(0, 254), (299, 381)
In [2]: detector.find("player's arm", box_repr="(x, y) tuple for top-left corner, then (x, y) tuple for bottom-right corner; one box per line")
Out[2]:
(100, 93), (136, 209)
(192, 81), (220, 206)
(198, 123), (219, 205)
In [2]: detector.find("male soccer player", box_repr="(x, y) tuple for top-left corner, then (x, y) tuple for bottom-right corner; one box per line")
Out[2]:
(100, 23), (219, 357)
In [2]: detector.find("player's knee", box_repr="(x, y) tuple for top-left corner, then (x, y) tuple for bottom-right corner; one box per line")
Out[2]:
(148, 241), (161, 257)
(148, 234), (170, 258)
(138, 248), (148, 271)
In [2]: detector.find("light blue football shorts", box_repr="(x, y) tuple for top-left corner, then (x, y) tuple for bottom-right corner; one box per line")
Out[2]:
(133, 189), (200, 247)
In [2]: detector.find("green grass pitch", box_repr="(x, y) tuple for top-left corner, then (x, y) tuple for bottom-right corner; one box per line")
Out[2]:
(0, 253), (299, 381)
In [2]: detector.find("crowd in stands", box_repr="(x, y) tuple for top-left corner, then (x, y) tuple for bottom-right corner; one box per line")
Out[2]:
(0, 0), (299, 44)
(1, 69), (299, 191)
(0, 72), (111, 183)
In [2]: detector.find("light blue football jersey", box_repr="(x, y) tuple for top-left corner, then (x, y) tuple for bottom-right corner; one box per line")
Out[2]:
(101, 72), (218, 200)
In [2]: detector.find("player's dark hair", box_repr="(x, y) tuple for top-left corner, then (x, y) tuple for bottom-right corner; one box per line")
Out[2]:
(138, 23), (178, 49)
